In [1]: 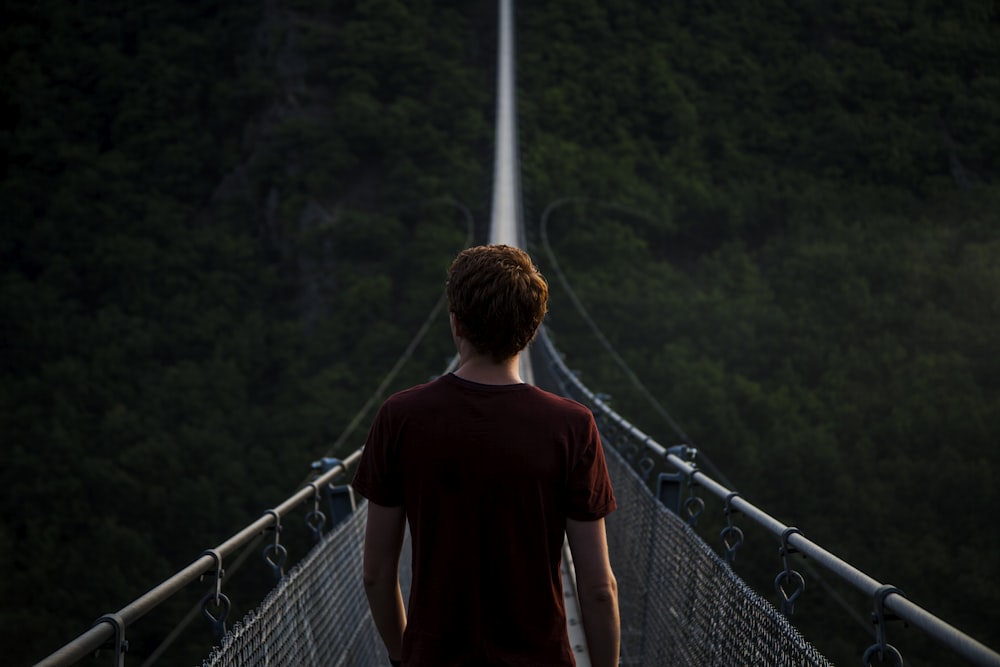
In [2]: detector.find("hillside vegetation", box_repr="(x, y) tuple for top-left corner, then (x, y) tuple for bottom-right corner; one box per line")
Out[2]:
(517, 1), (999, 663)
(2, 1), (491, 664)
(2, 0), (997, 665)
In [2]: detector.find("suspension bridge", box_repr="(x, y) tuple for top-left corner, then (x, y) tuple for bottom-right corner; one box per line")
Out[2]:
(33, 2), (1000, 666)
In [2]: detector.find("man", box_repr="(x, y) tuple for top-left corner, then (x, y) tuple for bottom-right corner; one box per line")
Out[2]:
(352, 244), (620, 666)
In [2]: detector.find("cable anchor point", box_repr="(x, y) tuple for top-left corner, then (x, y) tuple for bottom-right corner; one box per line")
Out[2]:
(774, 527), (805, 616)
(92, 612), (127, 667)
(862, 585), (906, 666)
(304, 481), (327, 543)
(678, 448), (703, 527)
(198, 549), (231, 642)
(637, 456), (656, 481)
(720, 492), (744, 565)
(261, 509), (287, 582)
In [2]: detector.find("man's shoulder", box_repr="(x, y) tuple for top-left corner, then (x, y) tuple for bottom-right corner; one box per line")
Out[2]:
(383, 375), (448, 406)
(382, 376), (595, 420)
(525, 385), (595, 418)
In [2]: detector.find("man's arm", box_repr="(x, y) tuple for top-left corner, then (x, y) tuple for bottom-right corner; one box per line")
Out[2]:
(566, 517), (620, 667)
(362, 501), (407, 662)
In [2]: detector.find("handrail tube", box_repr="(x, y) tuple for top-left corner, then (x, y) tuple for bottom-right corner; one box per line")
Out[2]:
(669, 453), (1000, 666)
(489, 0), (521, 247)
(34, 450), (361, 667)
(538, 327), (1000, 667)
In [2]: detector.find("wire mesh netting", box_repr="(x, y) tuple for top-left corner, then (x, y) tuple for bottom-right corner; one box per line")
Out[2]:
(201, 444), (831, 667)
(200, 503), (383, 667)
(604, 442), (832, 667)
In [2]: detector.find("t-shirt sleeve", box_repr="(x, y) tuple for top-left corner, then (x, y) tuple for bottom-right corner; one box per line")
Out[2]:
(566, 413), (617, 521)
(350, 401), (404, 507)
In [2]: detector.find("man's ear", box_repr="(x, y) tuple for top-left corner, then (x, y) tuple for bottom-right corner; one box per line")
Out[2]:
(450, 312), (463, 338)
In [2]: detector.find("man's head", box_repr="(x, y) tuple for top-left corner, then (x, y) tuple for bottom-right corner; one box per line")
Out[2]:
(446, 244), (549, 363)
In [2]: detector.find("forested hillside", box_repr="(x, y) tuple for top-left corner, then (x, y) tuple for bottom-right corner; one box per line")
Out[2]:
(517, 1), (999, 664)
(2, 0), (997, 666)
(2, 1), (493, 664)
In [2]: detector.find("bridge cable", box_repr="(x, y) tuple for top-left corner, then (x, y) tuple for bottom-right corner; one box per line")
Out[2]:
(139, 198), (473, 665)
(323, 197), (474, 458)
(322, 288), (452, 458)
(539, 198), (875, 634)
(538, 197), (736, 489)
(139, 290), (457, 665)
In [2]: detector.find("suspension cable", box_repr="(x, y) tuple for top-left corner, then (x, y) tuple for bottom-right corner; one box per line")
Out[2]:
(324, 197), (474, 457)
(539, 326), (1000, 667)
(538, 197), (874, 633)
(538, 196), (736, 489)
(137, 198), (474, 665)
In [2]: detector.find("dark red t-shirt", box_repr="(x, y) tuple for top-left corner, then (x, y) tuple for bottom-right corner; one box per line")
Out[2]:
(352, 373), (616, 666)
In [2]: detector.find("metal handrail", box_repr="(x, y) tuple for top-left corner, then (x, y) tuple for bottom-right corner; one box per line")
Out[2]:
(34, 450), (362, 667)
(537, 325), (1000, 667)
(489, 0), (522, 247)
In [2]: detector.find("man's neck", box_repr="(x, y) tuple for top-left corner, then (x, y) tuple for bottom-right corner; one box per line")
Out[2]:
(453, 353), (522, 386)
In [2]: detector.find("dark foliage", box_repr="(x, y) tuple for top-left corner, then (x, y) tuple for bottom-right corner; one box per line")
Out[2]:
(2, 0), (489, 664)
(518, 1), (999, 664)
(2, 0), (997, 666)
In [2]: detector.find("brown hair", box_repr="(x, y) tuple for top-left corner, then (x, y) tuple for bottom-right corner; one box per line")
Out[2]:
(446, 244), (549, 362)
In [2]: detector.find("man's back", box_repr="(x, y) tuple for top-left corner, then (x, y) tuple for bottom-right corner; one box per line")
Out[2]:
(353, 373), (615, 665)
(353, 244), (619, 667)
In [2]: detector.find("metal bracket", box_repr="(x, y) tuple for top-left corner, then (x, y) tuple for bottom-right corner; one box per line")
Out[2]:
(313, 458), (357, 528)
(681, 464), (703, 527)
(92, 612), (127, 667)
(304, 481), (327, 542)
(862, 585), (906, 666)
(774, 527), (805, 616)
(637, 456), (655, 481)
(657, 445), (700, 519)
(262, 509), (286, 582)
(198, 549), (230, 642)
(720, 492), (744, 564)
